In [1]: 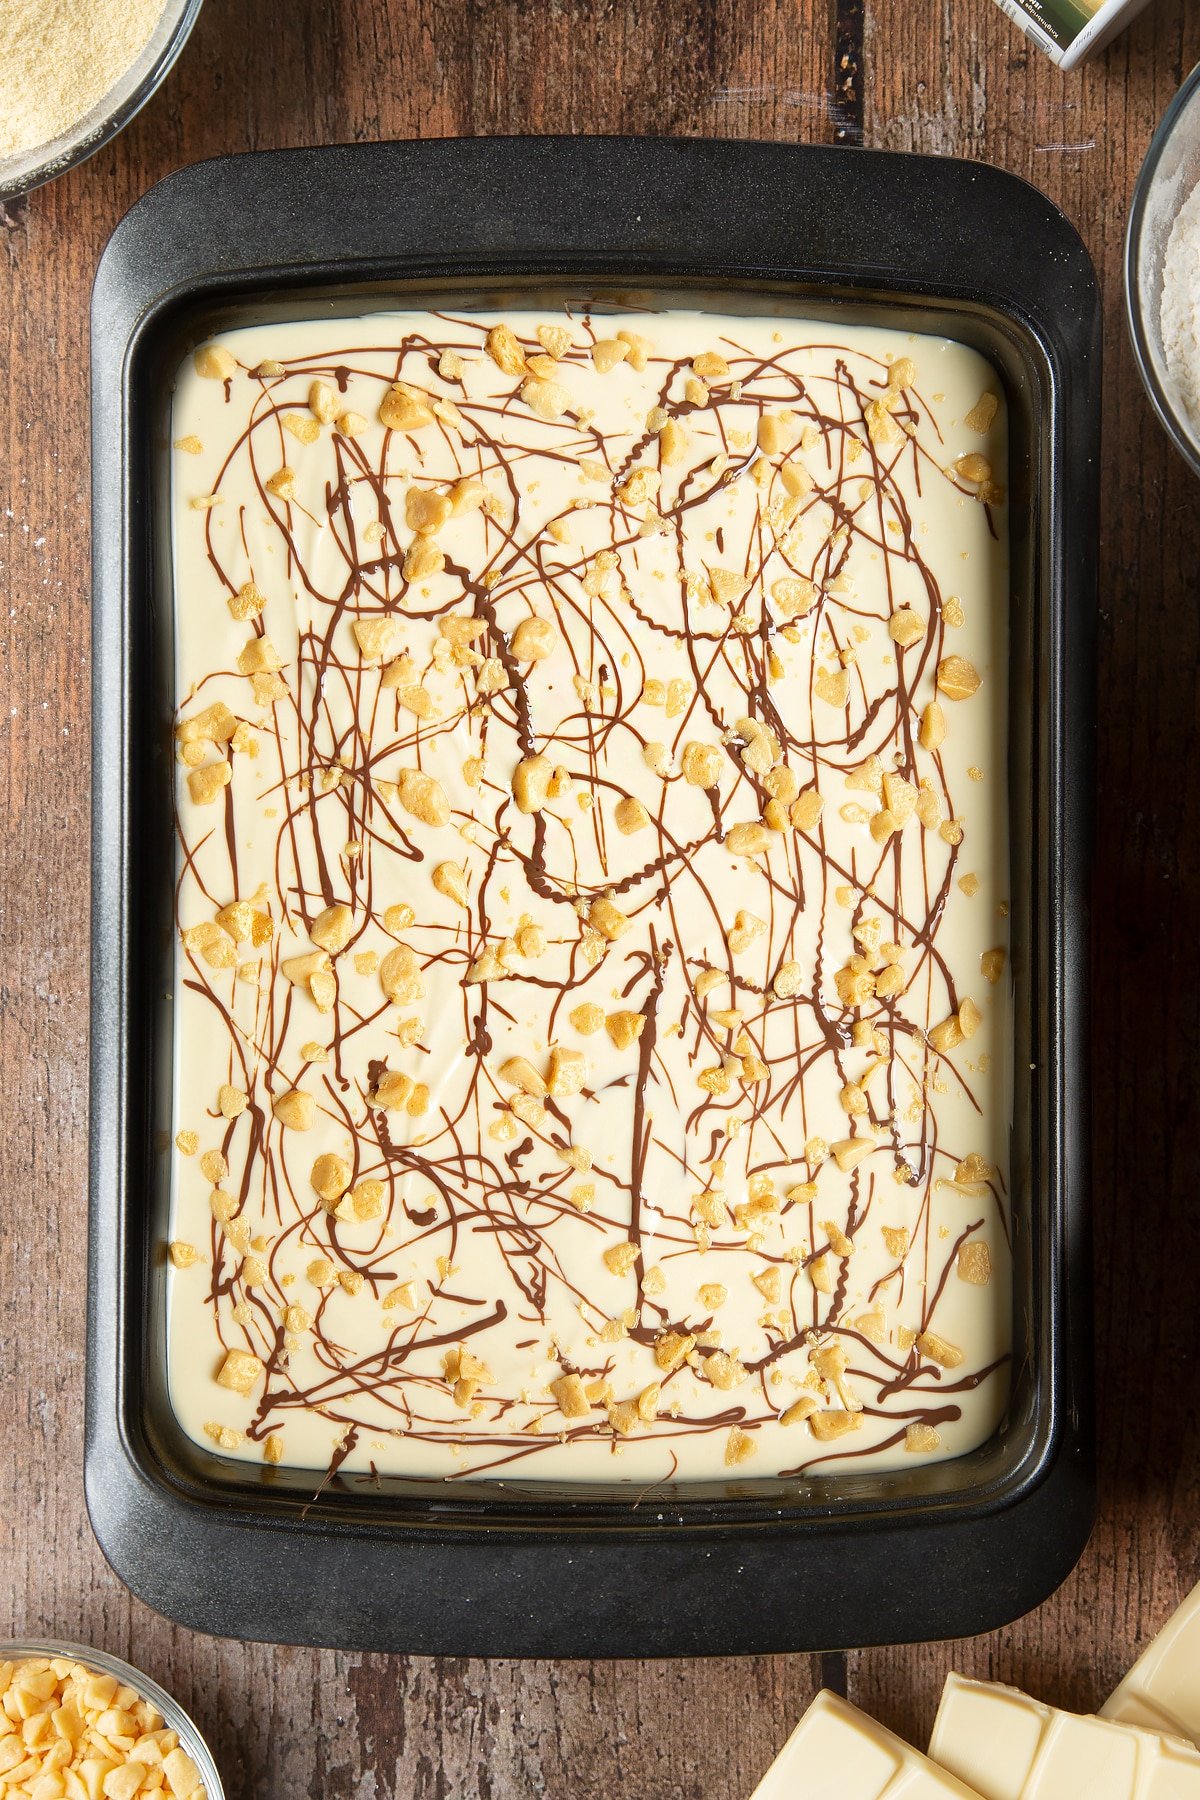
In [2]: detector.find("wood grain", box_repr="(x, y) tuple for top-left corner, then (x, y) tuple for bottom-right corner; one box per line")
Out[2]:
(1, 0), (1198, 1793)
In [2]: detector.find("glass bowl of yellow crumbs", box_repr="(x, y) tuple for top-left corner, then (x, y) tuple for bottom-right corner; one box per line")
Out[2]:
(0, 1643), (222, 1799)
(0, 0), (204, 202)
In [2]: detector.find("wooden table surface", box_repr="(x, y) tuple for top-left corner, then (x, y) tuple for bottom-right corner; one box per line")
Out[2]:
(3, 0), (1199, 1793)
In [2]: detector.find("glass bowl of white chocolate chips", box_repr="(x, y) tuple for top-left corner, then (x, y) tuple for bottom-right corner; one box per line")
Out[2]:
(0, 1642), (223, 1799)
(1127, 58), (1200, 478)
(0, 0), (204, 203)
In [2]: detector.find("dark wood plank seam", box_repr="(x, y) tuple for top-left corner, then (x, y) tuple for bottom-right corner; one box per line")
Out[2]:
(832, 0), (865, 145)
(820, 1650), (849, 1696)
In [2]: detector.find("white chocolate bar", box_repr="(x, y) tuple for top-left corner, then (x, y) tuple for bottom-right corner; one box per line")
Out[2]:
(1103, 1580), (1200, 1749)
(929, 1672), (1200, 1799)
(749, 1689), (984, 1798)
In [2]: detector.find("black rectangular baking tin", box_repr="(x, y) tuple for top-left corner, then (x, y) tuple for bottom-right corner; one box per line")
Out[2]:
(89, 136), (1097, 1658)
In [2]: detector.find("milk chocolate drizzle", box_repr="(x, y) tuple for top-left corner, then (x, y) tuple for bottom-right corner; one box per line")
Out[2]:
(170, 306), (1011, 1486)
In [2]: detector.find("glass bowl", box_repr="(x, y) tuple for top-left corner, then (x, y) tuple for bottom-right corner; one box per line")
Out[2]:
(0, 0), (204, 203)
(0, 1640), (224, 1797)
(1126, 59), (1200, 480)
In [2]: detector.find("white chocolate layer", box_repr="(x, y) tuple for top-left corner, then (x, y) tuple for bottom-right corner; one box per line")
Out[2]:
(166, 303), (1011, 1484)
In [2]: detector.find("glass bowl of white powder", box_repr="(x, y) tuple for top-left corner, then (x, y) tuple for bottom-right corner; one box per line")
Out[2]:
(1127, 59), (1200, 478)
(0, 0), (203, 202)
